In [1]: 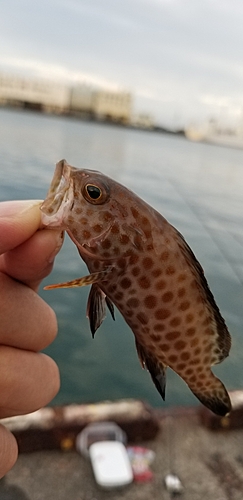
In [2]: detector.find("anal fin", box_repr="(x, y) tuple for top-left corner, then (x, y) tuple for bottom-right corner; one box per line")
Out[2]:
(135, 341), (167, 401)
(105, 296), (115, 321)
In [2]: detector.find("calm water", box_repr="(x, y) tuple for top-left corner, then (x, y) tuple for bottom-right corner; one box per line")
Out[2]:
(1, 108), (243, 409)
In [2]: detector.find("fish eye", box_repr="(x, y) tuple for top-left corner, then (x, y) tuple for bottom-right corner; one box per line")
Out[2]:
(86, 184), (102, 200)
(83, 182), (110, 204)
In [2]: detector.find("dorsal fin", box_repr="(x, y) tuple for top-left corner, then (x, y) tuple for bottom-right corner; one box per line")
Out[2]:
(172, 225), (231, 363)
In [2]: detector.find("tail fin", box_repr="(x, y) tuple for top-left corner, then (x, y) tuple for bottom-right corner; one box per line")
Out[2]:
(191, 375), (231, 416)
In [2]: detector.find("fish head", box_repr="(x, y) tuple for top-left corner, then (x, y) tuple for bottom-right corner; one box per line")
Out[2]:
(41, 159), (149, 261)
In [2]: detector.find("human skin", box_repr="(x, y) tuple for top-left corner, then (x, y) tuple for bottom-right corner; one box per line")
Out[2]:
(0, 200), (63, 477)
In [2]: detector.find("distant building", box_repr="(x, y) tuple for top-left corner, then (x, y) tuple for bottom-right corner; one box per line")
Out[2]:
(69, 84), (93, 114)
(0, 73), (133, 125)
(92, 90), (132, 124)
(69, 85), (132, 124)
(0, 73), (70, 113)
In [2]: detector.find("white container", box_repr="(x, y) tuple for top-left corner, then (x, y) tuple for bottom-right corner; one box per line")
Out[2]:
(76, 422), (126, 458)
(89, 441), (133, 488)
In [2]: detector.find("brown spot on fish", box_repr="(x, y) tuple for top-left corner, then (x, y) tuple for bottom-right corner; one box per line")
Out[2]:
(178, 287), (186, 298)
(142, 256), (153, 269)
(120, 234), (129, 245)
(170, 316), (181, 327)
(79, 216), (88, 224)
(117, 258), (126, 269)
(181, 351), (190, 361)
(93, 224), (103, 233)
(129, 254), (139, 265)
(162, 291), (174, 303)
(113, 247), (120, 256)
(131, 266), (140, 277)
(155, 308), (170, 320)
(177, 362), (187, 371)
(166, 265), (176, 276)
(191, 357), (201, 366)
(120, 277), (132, 289)
(186, 327), (196, 337)
(74, 207), (83, 215)
(161, 251), (169, 261)
(71, 228), (78, 238)
(154, 323), (165, 332)
(114, 291), (124, 301)
(131, 207), (139, 219)
(103, 251), (111, 258)
(185, 368), (193, 376)
(197, 366), (204, 373)
(174, 340), (187, 351)
(138, 275), (150, 289)
(152, 268), (162, 278)
(127, 297), (140, 308)
(151, 333), (161, 342)
(165, 331), (181, 341)
(179, 301), (190, 311)
(102, 211), (113, 222)
(190, 337), (199, 347)
(203, 317), (211, 326)
(101, 239), (112, 250)
(169, 354), (178, 363)
(160, 343), (170, 352)
(185, 313), (194, 323)
(155, 279), (166, 291)
(177, 273), (187, 282)
(144, 295), (157, 309)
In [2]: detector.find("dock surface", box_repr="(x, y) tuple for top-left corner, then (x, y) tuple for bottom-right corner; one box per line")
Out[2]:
(3, 410), (243, 500)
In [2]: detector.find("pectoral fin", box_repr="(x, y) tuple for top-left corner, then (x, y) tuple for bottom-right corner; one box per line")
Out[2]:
(86, 284), (115, 338)
(135, 341), (167, 401)
(44, 267), (113, 290)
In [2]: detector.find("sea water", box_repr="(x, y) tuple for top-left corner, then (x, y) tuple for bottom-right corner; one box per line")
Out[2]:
(1, 108), (243, 409)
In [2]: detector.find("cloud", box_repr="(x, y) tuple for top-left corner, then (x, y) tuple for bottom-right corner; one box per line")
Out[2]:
(1, 0), (243, 125)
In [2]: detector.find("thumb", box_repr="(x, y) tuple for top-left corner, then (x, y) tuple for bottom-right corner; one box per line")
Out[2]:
(0, 200), (42, 255)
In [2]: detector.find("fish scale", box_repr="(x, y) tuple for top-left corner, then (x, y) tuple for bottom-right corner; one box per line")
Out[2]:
(41, 159), (232, 416)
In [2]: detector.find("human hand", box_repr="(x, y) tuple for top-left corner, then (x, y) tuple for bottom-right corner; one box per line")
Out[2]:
(0, 200), (63, 477)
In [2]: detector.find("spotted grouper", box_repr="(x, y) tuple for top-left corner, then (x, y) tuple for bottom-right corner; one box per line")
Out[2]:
(41, 159), (232, 416)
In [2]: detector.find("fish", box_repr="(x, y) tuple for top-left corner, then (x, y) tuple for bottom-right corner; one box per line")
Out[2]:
(40, 159), (232, 416)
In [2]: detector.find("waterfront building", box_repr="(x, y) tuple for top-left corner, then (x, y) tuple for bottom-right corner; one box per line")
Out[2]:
(92, 90), (132, 124)
(0, 73), (70, 113)
(69, 84), (93, 114)
(0, 73), (133, 125)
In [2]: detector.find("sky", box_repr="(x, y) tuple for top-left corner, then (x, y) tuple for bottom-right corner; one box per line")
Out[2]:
(1, 0), (243, 128)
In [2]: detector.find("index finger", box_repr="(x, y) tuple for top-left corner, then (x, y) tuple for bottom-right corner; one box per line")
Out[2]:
(0, 200), (42, 255)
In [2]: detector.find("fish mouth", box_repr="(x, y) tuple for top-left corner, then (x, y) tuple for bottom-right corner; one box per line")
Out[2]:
(41, 159), (74, 227)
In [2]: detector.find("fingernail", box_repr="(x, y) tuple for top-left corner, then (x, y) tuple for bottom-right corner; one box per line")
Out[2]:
(0, 200), (43, 219)
(18, 200), (43, 214)
(48, 231), (65, 263)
